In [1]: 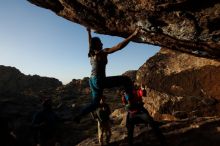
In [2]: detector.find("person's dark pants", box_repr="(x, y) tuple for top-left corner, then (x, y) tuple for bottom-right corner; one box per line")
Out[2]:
(80, 75), (133, 116)
(126, 108), (166, 146)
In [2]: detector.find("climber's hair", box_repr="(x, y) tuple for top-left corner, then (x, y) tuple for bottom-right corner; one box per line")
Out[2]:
(88, 37), (101, 57)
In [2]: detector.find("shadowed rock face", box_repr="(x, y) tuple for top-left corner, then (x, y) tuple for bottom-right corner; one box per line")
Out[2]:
(136, 48), (220, 118)
(137, 48), (220, 99)
(122, 70), (137, 82)
(28, 0), (220, 58)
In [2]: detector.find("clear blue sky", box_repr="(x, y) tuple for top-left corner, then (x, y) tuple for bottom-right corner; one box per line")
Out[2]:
(0, 0), (160, 84)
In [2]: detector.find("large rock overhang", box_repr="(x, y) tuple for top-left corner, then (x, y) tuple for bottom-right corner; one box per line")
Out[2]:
(28, 0), (220, 59)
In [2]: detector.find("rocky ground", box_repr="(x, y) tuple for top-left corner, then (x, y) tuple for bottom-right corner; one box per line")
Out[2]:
(77, 116), (220, 146)
(2, 91), (219, 146)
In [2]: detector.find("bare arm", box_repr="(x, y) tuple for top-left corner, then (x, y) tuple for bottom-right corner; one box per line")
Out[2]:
(87, 28), (92, 49)
(103, 28), (140, 54)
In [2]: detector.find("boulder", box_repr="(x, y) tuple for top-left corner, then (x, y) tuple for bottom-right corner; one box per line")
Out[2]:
(136, 48), (220, 118)
(28, 0), (220, 58)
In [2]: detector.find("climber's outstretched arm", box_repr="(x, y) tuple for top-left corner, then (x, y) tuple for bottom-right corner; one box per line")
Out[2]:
(103, 28), (140, 54)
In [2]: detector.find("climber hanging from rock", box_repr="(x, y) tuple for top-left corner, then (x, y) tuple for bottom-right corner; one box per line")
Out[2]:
(73, 27), (140, 123)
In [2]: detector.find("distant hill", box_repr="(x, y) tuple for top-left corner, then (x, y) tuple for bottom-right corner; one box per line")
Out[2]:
(0, 65), (62, 96)
(122, 70), (137, 82)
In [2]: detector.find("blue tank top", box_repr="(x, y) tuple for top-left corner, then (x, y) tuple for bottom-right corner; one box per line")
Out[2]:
(90, 53), (107, 77)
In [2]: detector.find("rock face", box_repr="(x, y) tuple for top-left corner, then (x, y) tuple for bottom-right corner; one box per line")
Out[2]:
(122, 70), (137, 82)
(136, 48), (220, 118)
(0, 65), (62, 95)
(56, 77), (90, 99)
(137, 48), (220, 99)
(28, 0), (220, 58)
